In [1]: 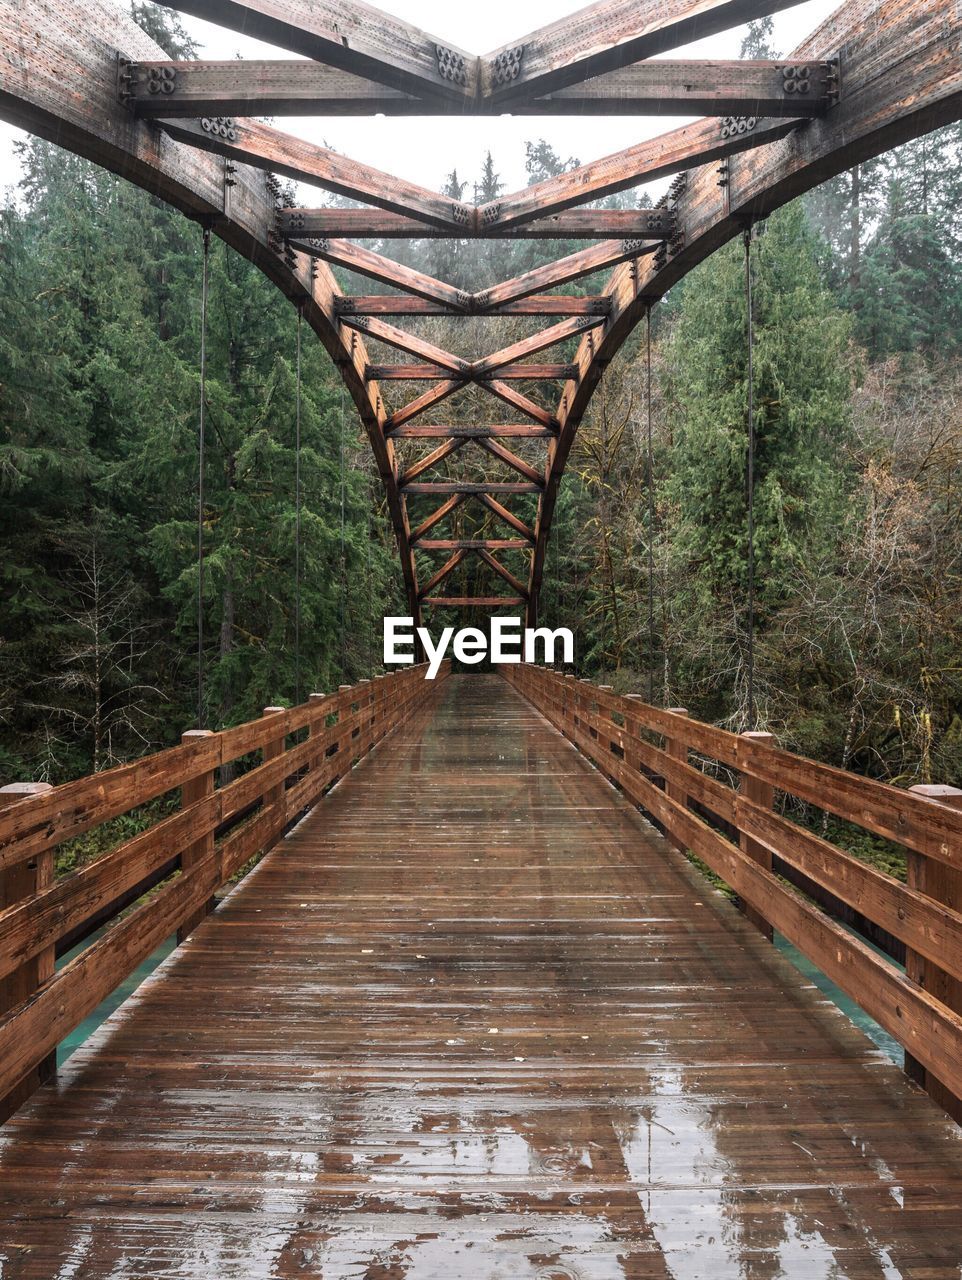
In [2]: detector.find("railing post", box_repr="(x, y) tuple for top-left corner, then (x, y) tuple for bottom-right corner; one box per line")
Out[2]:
(624, 694), (645, 772)
(563, 674), (577, 737)
(905, 784), (962, 1122)
(0, 782), (54, 1120)
(262, 707), (287, 815)
(178, 729), (217, 943)
(663, 708), (689, 852)
(738, 731), (776, 941)
(308, 692), (327, 776)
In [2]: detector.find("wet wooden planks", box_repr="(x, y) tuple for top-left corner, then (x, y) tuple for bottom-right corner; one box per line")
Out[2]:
(2, 674), (962, 1278)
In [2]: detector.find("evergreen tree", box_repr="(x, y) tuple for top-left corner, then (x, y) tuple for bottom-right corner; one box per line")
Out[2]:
(663, 205), (854, 724)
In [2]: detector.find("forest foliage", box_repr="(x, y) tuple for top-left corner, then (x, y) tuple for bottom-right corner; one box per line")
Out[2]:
(0, 5), (960, 795)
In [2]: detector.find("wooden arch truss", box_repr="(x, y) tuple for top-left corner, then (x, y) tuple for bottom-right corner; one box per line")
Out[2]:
(0, 0), (960, 624)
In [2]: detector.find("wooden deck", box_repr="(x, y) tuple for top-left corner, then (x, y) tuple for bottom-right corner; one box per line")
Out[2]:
(2, 674), (962, 1278)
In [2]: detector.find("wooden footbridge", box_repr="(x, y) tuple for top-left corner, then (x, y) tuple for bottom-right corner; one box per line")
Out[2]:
(3, 0), (962, 1272)
(2, 670), (962, 1276)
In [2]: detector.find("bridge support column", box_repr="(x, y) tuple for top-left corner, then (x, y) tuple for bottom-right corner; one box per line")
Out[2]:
(905, 784), (962, 1124)
(0, 782), (54, 1121)
(664, 709), (689, 853)
(178, 730), (217, 942)
(738, 731), (776, 941)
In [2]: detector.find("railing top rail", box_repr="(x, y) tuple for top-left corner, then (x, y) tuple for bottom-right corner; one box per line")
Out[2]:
(0, 666), (431, 871)
(520, 666), (962, 868)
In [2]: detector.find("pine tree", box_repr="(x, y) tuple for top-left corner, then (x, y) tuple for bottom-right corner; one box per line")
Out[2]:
(663, 204), (854, 724)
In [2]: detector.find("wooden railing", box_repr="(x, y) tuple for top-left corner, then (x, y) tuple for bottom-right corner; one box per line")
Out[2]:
(504, 664), (962, 1123)
(0, 663), (448, 1119)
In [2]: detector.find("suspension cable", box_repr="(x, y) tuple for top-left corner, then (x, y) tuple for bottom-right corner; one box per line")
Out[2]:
(196, 224), (210, 729)
(339, 384), (346, 670)
(294, 305), (303, 705)
(646, 306), (656, 706)
(744, 226), (757, 731)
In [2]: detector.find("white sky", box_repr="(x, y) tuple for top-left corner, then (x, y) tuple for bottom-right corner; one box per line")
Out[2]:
(0, 0), (839, 201)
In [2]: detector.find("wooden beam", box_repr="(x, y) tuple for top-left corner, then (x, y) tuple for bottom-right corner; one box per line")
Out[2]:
(398, 438), (468, 487)
(471, 315), (606, 379)
(127, 60), (424, 117)
(157, 117), (467, 230)
(158, 0), (477, 102)
(295, 239), (467, 307)
(340, 315), (470, 376)
(388, 425), (557, 440)
(476, 548), (529, 597)
(526, 59), (835, 117)
(417, 549), (469, 598)
(478, 494), (536, 543)
(281, 207), (674, 239)
(423, 597), (525, 607)
(480, 115), (804, 229)
(298, 240), (467, 308)
(480, 0), (810, 103)
(480, 381), (559, 428)
(384, 380), (466, 431)
(479, 240), (658, 306)
(369, 363), (578, 381)
(418, 540), (530, 551)
(409, 494), (468, 543)
(338, 296), (611, 317)
(128, 57), (832, 119)
(475, 438), (544, 485)
(403, 482), (542, 496)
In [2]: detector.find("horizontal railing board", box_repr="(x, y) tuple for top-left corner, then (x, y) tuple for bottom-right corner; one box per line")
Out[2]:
(0, 736), (221, 870)
(505, 664), (962, 1105)
(0, 663), (449, 1117)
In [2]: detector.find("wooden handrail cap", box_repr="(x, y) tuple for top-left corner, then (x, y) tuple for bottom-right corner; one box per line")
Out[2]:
(910, 784), (962, 811)
(0, 781), (53, 801)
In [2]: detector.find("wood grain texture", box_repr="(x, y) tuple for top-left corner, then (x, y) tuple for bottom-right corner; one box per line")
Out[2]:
(0, 669), (445, 1111)
(129, 57), (832, 119)
(506, 664), (962, 1115)
(159, 0), (476, 101)
(2, 676), (962, 1276)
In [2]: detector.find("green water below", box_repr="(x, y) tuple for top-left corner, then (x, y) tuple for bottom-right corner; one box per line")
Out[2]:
(56, 933), (176, 1066)
(775, 934), (903, 1064)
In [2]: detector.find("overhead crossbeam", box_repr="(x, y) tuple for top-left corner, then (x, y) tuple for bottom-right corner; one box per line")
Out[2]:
(479, 0), (810, 102)
(156, 116), (467, 230)
(403, 482), (542, 495)
(281, 207), (675, 239)
(423, 597), (525, 607)
(480, 114), (805, 229)
(157, 0), (477, 101)
(388, 425), (558, 440)
(368, 363), (578, 381)
(352, 313), (603, 388)
(510, 59), (836, 117)
(126, 58), (833, 119)
(338, 297), (611, 317)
